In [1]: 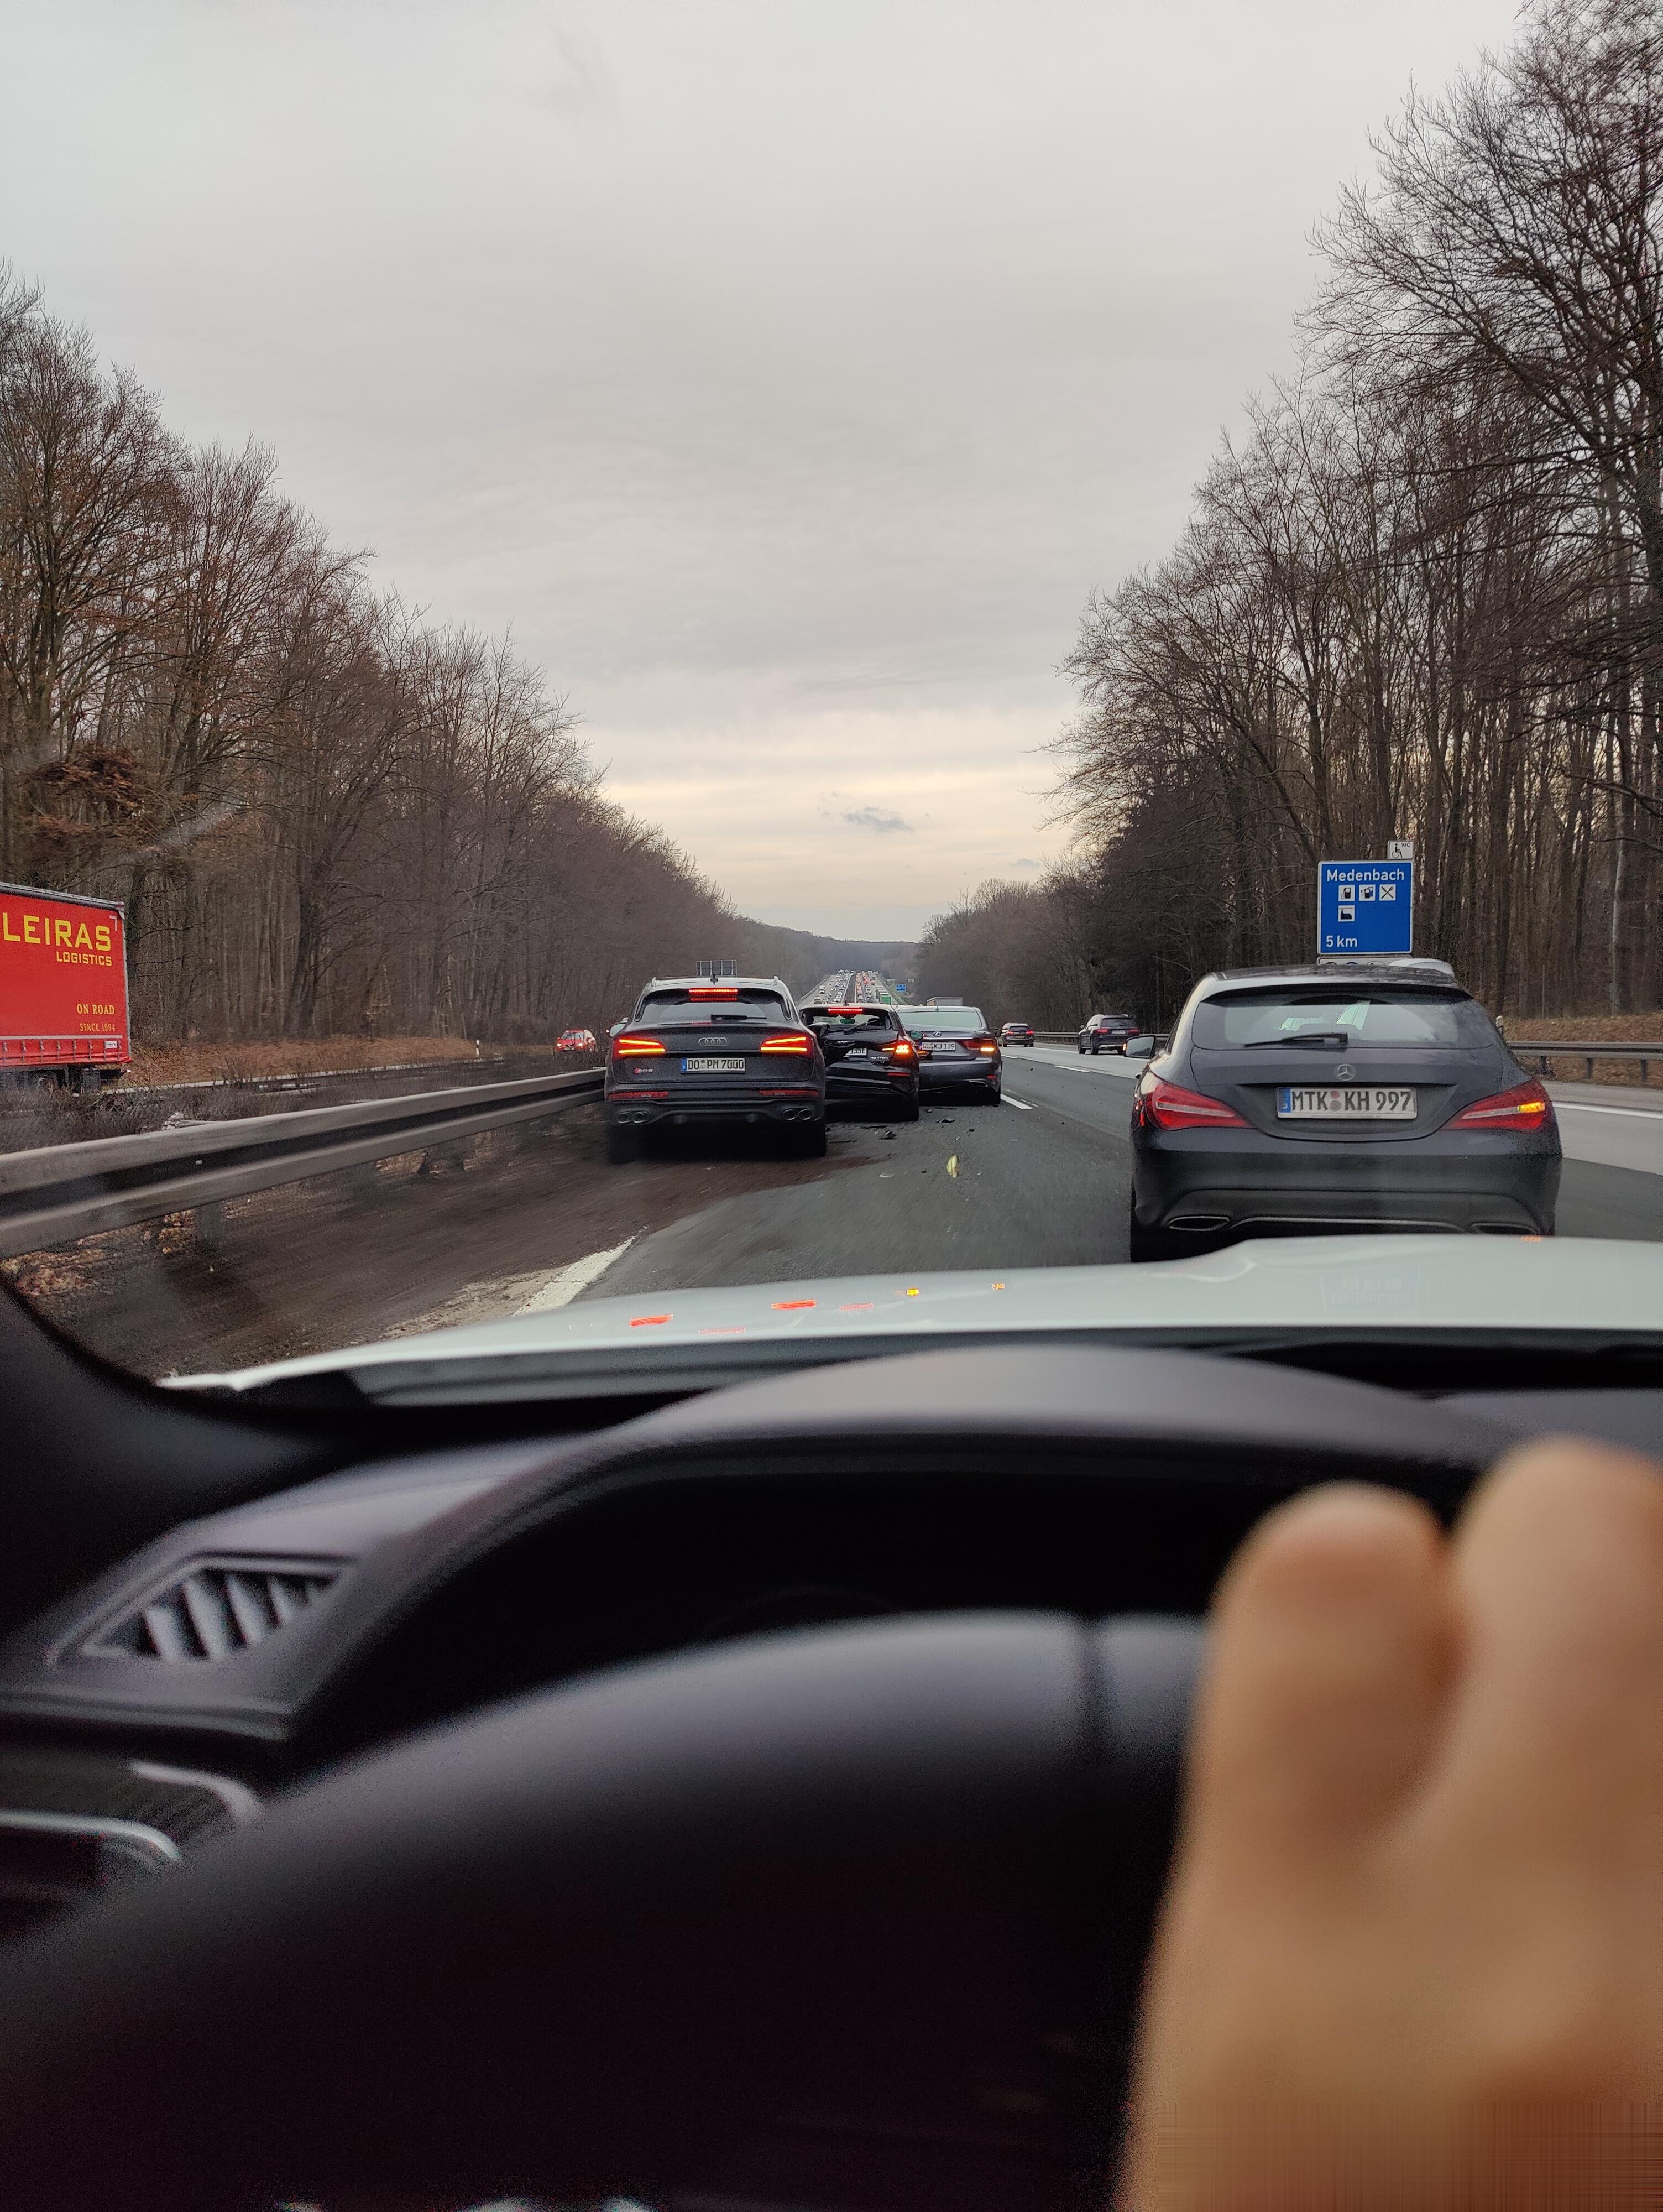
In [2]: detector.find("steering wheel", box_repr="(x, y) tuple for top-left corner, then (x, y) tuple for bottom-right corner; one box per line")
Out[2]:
(0, 1610), (1200, 2212)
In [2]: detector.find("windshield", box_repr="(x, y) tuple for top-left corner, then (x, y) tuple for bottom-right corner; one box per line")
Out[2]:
(806, 1010), (898, 1033)
(0, 1), (1656, 1390)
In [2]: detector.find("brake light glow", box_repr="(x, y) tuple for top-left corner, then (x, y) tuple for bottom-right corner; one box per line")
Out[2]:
(772, 1298), (816, 1310)
(889, 1038), (916, 1060)
(760, 1033), (812, 1053)
(828, 1005), (863, 1015)
(977, 1042), (998, 1055)
(1137, 1076), (1249, 1130)
(688, 987), (739, 999)
(612, 1034), (665, 1056)
(1450, 1077), (1555, 1130)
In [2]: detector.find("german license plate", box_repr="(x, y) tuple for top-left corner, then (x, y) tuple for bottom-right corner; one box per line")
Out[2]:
(683, 1057), (745, 1072)
(930, 1042), (964, 1055)
(1277, 1086), (1416, 1119)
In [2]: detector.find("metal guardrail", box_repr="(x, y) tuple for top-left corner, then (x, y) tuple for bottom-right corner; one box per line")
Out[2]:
(1513, 1040), (1662, 1082)
(1029, 1031), (1172, 1052)
(112, 1052), (518, 1099)
(0, 1068), (605, 1258)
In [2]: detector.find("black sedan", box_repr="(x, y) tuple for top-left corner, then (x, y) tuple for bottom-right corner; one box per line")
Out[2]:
(1128, 961), (1561, 1260)
(800, 1000), (921, 1119)
(1078, 1013), (1138, 1054)
(897, 1005), (1003, 1102)
(1000, 1021), (1036, 1047)
(605, 977), (825, 1160)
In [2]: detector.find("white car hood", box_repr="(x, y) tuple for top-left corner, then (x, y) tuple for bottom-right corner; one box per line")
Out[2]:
(172, 1235), (1662, 1394)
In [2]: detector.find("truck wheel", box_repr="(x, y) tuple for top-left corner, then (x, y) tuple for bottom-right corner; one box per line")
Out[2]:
(894, 1093), (921, 1123)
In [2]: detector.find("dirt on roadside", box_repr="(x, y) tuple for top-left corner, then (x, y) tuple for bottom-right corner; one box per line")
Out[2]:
(120, 1035), (495, 1088)
(2, 1105), (867, 1381)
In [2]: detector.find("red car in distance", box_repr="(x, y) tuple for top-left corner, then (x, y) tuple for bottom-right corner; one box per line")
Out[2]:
(555, 1027), (598, 1053)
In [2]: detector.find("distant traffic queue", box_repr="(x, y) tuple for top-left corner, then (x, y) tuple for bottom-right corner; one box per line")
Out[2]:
(601, 977), (1014, 1159)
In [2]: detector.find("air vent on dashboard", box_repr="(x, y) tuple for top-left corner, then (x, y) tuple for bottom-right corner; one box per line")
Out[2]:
(86, 1561), (341, 1662)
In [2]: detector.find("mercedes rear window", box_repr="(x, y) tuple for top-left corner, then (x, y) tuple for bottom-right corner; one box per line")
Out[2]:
(1194, 988), (1485, 1047)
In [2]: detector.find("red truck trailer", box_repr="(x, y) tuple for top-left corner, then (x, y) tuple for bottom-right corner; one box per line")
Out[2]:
(0, 881), (131, 1089)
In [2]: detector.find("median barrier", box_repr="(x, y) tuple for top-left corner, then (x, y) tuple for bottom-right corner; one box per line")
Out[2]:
(0, 1069), (606, 1257)
(1515, 1040), (1662, 1084)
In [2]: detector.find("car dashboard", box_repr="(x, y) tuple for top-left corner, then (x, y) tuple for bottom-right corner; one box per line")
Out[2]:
(0, 1337), (1658, 1945)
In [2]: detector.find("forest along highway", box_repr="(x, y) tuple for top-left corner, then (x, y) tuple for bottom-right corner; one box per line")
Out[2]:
(3, 1041), (1658, 1380)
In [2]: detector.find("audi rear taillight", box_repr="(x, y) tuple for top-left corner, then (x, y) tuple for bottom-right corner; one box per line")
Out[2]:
(760, 1032), (813, 1055)
(1138, 1076), (1249, 1130)
(1450, 1078), (1554, 1130)
(612, 1034), (666, 1057)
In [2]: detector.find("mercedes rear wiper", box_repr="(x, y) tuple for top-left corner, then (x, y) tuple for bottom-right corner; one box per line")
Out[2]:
(1244, 1031), (1352, 1048)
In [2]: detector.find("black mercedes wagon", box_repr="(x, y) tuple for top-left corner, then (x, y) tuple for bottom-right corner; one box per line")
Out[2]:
(1127, 961), (1561, 1260)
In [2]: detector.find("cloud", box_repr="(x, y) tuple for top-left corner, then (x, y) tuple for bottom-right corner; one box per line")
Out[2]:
(11, 0), (1529, 936)
(1009, 855), (1042, 871)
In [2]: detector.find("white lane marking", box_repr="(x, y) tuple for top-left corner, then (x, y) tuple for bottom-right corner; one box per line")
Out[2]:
(1555, 1102), (1663, 1120)
(1001, 1095), (1033, 1110)
(516, 1237), (634, 1312)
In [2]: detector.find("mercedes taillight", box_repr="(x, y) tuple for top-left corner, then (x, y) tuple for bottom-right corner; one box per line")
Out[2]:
(1137, 1076), (1249, 1130)
(1450, 1078), (1555, 1130)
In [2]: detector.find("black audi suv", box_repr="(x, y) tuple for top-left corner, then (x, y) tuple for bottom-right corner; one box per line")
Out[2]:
(800, 1000), (921, 1119)
(1127, 959), (1561, 1259)
(604, 977), (826, 1160)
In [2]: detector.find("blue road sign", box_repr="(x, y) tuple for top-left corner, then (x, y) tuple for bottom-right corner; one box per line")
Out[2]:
(1317, 859), (1414, 956)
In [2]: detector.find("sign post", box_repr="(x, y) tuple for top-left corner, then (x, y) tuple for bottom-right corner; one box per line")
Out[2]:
(1317, 859), (1414, 958)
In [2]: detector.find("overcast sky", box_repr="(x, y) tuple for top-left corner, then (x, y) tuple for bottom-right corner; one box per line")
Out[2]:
(3, 0), (1526, 940)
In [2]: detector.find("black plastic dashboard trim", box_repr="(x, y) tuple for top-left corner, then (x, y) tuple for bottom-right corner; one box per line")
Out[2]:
(0, 1343), (1516, 1745)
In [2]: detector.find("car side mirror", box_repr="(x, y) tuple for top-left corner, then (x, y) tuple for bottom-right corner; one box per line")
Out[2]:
(1123, 1035), (1155, 1058)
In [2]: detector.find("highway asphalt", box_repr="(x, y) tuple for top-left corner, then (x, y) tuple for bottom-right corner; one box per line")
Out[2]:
(577, 1043), (1661, 1305)
(9, 1044), (1658, 1378)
